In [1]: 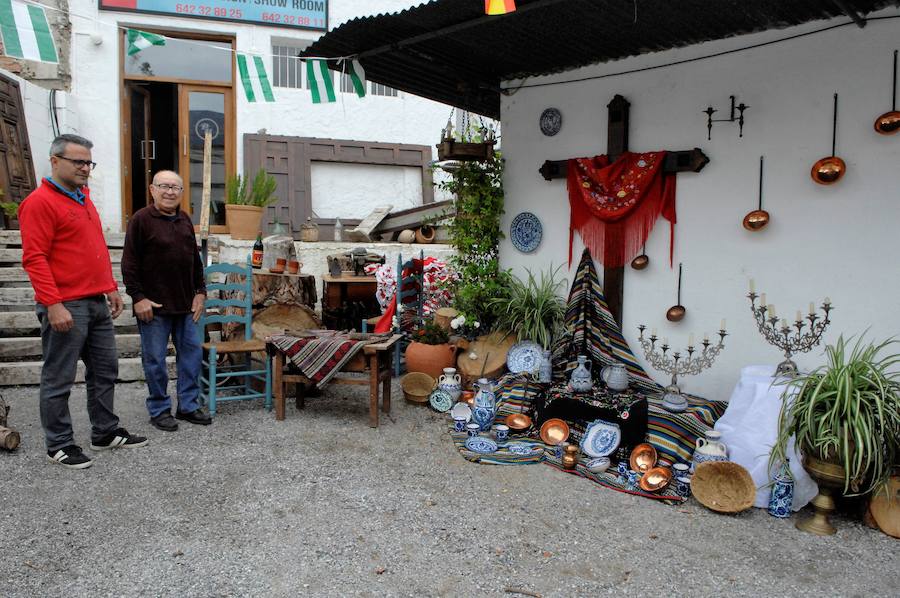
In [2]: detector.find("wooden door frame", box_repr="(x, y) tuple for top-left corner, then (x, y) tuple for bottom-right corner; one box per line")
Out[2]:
(119, 28), (236, 232)
(177, 84), (235, 234)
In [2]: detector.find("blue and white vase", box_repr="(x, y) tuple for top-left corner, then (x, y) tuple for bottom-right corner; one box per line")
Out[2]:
(438, 367), (462, 402)
(569, 355), (593, 393)
(471, 378), (496, 432)
(691, 430), (728, 473)
(538, 350), (553, 383)
(617, 460), (629, 484)
(767, 459), (794, 519)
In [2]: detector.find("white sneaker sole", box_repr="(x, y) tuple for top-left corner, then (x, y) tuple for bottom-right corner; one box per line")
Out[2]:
(90, 437), (149, 451)
(47, 454), (93, 469)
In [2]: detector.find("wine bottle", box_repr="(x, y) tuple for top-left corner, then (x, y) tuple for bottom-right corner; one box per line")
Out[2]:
(252, 233), (263, 269)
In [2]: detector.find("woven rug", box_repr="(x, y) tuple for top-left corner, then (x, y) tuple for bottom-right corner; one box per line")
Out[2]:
(270, 332), (382, 389)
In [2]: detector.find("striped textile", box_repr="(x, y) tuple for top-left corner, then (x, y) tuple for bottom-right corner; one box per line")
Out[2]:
(648, 394), (727, 466)
(270, 332), (378, 389)
(449, 424), (545, 466)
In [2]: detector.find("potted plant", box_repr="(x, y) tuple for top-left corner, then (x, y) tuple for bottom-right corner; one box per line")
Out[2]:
(1, 200), (19, 230)
(489, 266), (567, 350)
(405, 319), (457, 378)
(436, 122), (497, 162)
(225, 168), (279, 240)
(772, 335), (900, 535)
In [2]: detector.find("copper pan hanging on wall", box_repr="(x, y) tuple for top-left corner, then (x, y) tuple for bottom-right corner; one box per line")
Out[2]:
(742, 156), (770, 231)
(630, 243), (649, 270)
(875, 50), (900, 135)
(666, 263), (686, 322)
(811, 93), (846, 185)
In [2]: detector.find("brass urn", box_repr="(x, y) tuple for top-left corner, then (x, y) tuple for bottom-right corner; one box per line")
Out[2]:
(796, 452), (846, 536)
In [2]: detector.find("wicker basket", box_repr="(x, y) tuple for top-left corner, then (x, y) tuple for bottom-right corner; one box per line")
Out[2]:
(401, 372), (435, 403)
(692, 461), (756, 513)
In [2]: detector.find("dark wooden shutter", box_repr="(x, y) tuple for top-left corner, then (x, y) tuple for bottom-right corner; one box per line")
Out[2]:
(0, 73), (36, 203)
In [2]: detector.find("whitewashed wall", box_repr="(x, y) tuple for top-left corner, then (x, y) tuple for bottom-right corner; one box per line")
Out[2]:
(65, 0), (453, 230)
(499, 9), (900, 401)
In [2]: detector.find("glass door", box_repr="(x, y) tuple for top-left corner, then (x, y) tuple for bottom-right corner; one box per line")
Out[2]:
(178, 85), (234, 232)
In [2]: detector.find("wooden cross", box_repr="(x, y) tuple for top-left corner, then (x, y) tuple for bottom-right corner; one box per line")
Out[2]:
(539, 94), (709, 326)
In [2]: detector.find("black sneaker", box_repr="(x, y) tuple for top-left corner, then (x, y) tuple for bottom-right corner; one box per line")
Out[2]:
(175, 409), (212, 426)
(150, 413), (179, 432)
(90, 428), (149, 451)
(47, 445), (93, 469)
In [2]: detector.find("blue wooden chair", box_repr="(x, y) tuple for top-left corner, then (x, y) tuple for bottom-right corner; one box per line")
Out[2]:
(196, 256), (271, 415)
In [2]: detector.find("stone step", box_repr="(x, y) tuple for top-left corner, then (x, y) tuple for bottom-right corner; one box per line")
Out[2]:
(0, 333), (158, 359)
(0, 230), (126, 247)
(0, 267), (125, 284)
(0, 355), (175, 386)
(0, 248), (123, 264)
(0, 286), (134, 308)
(0, 310), (138, 331)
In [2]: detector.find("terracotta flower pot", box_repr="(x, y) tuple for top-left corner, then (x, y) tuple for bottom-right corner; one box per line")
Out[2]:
(405, 341), (457, 378)
(415, 225), (436, 244)
(225, 204), (264, 240)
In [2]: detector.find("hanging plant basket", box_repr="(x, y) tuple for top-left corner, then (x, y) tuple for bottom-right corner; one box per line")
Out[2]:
(436, 139), (496, 162)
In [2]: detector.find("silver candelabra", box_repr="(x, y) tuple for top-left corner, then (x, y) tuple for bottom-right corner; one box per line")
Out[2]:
(637, 325), (728, 412)
(747, 290), (833, 377)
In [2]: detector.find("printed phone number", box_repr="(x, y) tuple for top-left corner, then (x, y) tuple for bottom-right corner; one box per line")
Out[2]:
(175, 4), (244, 18)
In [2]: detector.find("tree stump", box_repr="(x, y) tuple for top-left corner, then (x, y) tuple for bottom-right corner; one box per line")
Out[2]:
(246, 272), (317, 309)
(0, 425), (20, 451)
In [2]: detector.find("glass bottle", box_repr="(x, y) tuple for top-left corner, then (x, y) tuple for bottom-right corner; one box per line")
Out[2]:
(333, 217), (343, 242)
(251, 233), (263, 269)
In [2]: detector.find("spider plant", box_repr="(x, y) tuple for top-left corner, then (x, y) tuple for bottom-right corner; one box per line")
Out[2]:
(771, 334), (900, 496)
(489, 265), (566, 350)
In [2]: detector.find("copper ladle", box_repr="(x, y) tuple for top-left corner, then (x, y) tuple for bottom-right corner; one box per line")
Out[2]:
(666, 263), (686, 322)
(742, 156), (770, 231)
(811, 93), (846, 185)
(631, 243), (649, 270)
(875, 50), (900, 135)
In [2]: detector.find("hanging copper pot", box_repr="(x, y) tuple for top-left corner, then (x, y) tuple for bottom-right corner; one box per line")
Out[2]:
(666, 263), (686, 322)
(743, 156), (770, 231)
(875, 50), (900, 135)
(811, 93), (846, 185)
(630, 243), (649, 270)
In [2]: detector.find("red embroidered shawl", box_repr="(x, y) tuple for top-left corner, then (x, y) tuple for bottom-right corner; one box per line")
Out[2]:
(567, 151), (676, 267)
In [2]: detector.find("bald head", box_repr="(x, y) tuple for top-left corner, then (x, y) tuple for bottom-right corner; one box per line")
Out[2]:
(151, 170), (183, 186)
(149, 170), (184, 215)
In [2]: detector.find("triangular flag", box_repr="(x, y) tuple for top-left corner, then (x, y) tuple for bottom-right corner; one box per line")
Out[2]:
(306, 59), (336, 104)
(485, 0), (516, 15)
(347, 59), (366, 98)
(0, 0), (58, 63)
(237, 53), (275, 103)
(125, 28), (166, 56)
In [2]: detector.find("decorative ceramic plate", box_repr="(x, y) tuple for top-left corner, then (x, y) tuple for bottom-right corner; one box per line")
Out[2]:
(507, 340), (544, 374)
(580, 419), (622, 458)
(429, 389), (454, 413)
(540, 107), (562, 136)
(510, 212), (543, 253)
(465, 436), (499, 454)
(450, 402), (472, 421)
(539, 418), (570, 445)
(507, 443), (542, 456)
(585, 457), (611, 473)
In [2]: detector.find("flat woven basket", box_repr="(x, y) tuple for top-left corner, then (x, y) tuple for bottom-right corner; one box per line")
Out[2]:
(401, 372), (435, 403)
(692, 461), (756, 513)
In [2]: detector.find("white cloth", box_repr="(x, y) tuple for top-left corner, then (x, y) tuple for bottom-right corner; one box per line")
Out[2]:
(715, 365), (818, 511)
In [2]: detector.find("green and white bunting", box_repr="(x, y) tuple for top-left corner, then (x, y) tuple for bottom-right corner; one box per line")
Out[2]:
(236, 54), (275, 103)
(0, 0), (58, 63)
(125, 29), (166, 56)
(306, 59), (336, 104)
(346, 59), (366, 98)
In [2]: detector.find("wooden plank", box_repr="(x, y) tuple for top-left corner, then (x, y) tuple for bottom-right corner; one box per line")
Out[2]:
(0, 356), (175, 386)
(371, 200), (454, 235)
(0, 287), (134, 307)
(0, 248), (123, 263)
(346, 205), (393, 242)
(0, 310), (138, 330)
(199, 130), (212, 241)
(0, 231), (126, 247)
(0, 333), (168, 358)
(538, 149), (710, 181)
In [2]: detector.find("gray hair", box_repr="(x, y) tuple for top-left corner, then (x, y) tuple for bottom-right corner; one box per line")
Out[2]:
(49, 134), (93, 156)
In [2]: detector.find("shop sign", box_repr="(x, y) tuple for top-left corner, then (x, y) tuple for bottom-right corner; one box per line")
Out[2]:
(100, 0), (328, 31)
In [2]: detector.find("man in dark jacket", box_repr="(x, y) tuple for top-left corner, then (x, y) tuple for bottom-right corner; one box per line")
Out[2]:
(122, 170), (210, 431)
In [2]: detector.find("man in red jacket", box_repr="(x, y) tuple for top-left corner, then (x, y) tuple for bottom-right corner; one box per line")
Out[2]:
(19, 134), (148, 470)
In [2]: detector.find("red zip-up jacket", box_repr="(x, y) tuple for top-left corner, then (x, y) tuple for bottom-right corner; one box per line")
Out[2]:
(19, 179), (117, 306)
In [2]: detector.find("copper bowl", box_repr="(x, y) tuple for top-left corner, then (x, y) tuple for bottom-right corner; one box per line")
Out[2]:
(539, 418), (570, 445)
(811, 156), (846, 185)
(629, 442), (658, 473)
(506, 413), (533, 431)
(666, 305), (686, 322)
(630, 254), (649, 270)
(639, 466), (673, 493)
(742, 209), (770, 231)
(460, 390), (475, 406)
(874, 110), (900, 135)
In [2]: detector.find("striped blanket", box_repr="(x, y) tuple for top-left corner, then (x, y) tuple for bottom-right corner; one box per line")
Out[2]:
(270, 332), (383, 389)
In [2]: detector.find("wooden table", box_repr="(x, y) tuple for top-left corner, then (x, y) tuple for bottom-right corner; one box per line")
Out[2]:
(269, 334), (401, 427)
(321, 274), (380, 330)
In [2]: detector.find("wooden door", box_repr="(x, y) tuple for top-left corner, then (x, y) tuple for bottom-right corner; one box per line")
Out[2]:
(0, 73), (36, 203)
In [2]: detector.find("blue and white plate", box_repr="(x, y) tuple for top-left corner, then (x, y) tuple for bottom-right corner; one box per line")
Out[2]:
(580, 419), (622, 458)
(450, 402), (472, 422)
(465, 436), (498, 454)
(429, 389), (454, 413)
(506, 442), (542, 456)
(507, 340), (544, 374)
(510, 212), (542, 253)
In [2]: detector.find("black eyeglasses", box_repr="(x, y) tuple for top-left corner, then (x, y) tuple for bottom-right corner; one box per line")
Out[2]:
(55, 155), (97, 170)
(152, 183), (184, 193)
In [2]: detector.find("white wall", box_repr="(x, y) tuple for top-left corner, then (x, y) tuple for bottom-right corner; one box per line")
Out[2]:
(499, 10), (900, 402)
(65, 0), (453, 231)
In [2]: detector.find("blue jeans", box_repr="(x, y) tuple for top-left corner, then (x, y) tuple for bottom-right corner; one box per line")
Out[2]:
(137, 313), (202, 418)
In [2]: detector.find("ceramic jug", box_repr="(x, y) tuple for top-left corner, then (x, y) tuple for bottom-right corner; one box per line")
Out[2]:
(471, 378), (496, 432)
(438, 367), (462, 401)
(691, 429), (728, 472)
(601, 363), (629, 392)
(569, 355), (593, 393)
(768, 459), (794, 519)
(538, 350), (553, 383)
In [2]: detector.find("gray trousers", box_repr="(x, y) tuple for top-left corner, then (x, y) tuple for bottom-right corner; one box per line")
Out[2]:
(37, 296), (119, 451)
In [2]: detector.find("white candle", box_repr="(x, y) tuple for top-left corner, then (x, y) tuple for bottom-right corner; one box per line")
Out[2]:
(824, 296), (831, 305)
(663, 337), (669, 346)
(781, 319), (788, 329)
(760, 293), (767, 307)
(749, 278), (755, 293)
(720, 319), (726, 331)
(796, 310), (802, 323)
(809, 302), (815, 315)
(704, 332), (709, 342)
(768, 304), (776, 319)
(688, 333), (695, 346)
(651, 327), (657, 337)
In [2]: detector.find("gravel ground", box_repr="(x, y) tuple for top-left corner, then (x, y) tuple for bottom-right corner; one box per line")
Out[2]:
(0, 381), (897, 597)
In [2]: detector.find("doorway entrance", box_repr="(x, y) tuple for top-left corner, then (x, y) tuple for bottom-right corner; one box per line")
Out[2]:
(120, 31), (234, 231)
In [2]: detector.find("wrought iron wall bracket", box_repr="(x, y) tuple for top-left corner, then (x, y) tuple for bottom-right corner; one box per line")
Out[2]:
(704, 95), (749, 140)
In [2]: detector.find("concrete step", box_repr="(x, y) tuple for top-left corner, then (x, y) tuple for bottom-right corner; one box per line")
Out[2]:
(0, 248), (123, 264)
(0, 286), (133, 307)
(0, 355), (175, 386)
(0, 310), (138, 332)
(0, 267), (125, 284)
(0, 230), (125, 247)
(0, 333), (161, 359)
